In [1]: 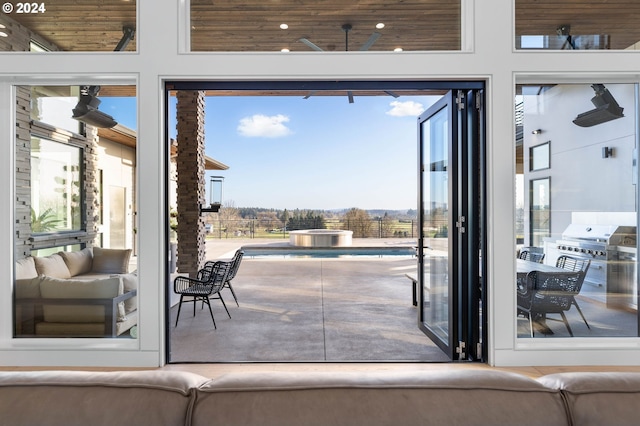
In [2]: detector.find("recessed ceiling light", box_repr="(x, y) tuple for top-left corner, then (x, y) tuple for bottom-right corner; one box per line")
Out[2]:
(280, 23), (289, 30)
(376, 23), (385, 29)
(394, 47), (403, 52)
(281, 48), (290, 52)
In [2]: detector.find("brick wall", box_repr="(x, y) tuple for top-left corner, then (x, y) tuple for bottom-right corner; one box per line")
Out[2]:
(175, 91), (206, 276)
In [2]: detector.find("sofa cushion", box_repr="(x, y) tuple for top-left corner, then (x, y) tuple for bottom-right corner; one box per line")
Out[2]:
(91, 247), (132, 274)
(538, 372), (640, 426)
(39, 276), (124, 323)
(15, 277), (41, 299)
(15, 257), (38, 279)
(0, 370), (209, 426)
(33, 254), (71, 279)
(59, 248), (93, 276)
(194, 370), (568, 426)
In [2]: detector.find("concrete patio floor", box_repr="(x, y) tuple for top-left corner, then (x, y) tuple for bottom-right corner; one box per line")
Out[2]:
(168, 238), (449, 363)
(168, 237), (637, 362)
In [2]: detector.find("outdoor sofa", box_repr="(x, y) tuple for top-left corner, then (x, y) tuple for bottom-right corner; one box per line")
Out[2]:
(14, 247), (137, 337)
(1, 368), (640, 425)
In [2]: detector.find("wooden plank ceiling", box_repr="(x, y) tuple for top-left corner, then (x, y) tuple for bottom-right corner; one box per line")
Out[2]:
(8, 1), (137, 52)
(190, 0), (460, 52)
(515, 0), (640, 50)
(7, 1), (640, 53)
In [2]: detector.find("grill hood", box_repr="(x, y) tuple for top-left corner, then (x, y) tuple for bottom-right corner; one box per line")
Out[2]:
(561, 223), (636, 246)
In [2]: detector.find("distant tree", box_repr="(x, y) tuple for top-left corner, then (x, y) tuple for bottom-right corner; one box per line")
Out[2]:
(238, 207), (257, 218)
(343, 208), (372, 238)
(280, 209), (289, 229)
(287, 210), (326, 230)
(257, 211), (282, 231)
(380, 212), (394, 237)
(216, 200), (241, 237)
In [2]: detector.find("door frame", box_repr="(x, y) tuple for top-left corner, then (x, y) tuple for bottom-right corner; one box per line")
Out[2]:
(164, 79), (486, 363)
(417, 88), (486, 361)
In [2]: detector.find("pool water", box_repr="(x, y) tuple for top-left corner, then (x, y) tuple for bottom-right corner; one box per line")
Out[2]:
(242, 247), (416, 259)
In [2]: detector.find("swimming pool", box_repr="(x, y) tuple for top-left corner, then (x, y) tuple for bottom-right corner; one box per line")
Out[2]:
(241, 247), (416, 259)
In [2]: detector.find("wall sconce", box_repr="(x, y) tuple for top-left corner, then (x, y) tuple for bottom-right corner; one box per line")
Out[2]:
(200, 176), (224, 213)
(602, 147), (614, 158)
(531, 129), (543, 135)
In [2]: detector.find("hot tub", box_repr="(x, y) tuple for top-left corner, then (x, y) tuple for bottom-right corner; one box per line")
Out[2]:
(289, 229), (353, 247)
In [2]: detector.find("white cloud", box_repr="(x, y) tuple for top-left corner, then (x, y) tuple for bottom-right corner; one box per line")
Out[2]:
(386, 100), (425, 117)
(237, 114), (292, 138)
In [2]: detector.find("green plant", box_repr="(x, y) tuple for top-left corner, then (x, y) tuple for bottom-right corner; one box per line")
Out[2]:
(31, 208), (61, 233)
(169, 207), (178, 231)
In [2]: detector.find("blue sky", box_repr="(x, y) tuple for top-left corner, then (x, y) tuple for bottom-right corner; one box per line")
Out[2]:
(102, 93), (440, 211)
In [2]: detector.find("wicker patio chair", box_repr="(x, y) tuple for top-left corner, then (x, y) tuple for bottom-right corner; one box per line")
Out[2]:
(555, 255), (591, 329)
(202, 249), (244, 306)
(518, 250), (545, 263)
(517, 270), (585, 337)
(174, 260), (231, 329)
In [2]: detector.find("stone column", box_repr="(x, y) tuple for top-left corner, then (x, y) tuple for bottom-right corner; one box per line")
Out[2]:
(175, 91), (207, 277)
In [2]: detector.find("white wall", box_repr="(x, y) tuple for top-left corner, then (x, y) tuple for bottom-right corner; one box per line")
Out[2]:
(1, 0), (640, 367)
(96, 138), (136, 251)
(523, 83), (637, 239)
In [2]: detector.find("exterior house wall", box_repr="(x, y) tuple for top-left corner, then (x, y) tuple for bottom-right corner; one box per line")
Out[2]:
(522, 84), (637, 241)
(14, 86), (100, 257)
(95, 137), (136, 251)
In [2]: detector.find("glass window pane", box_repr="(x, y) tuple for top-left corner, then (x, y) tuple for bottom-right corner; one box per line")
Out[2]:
(30, 86), (81, 134)
(190, 1), (461, 52)
(516, 1), (640, 51)
(530, 142), (550, 171)
(15, 84), (137, 338)
(0, 1), (136, 52)
(31, 137), (83, 232)
(515, 82), (638, 339)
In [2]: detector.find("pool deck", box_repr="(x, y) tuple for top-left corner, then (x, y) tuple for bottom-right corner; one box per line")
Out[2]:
(171, 237), (441, 363)
(206, 237), (418, 260)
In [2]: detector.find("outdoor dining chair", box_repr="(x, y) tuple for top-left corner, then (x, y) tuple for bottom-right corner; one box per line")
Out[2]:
(555, 255), (591, 329)
(202, 249), (244, 306)
(517, 269), (585, 337)
(518, 250), (545, 263)
(174, 260), (232, 329)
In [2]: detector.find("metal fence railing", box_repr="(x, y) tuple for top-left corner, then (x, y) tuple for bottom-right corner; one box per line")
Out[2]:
(205, 218), (417, 239)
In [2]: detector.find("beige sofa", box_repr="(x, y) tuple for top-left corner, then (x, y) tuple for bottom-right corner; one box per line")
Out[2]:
(14, 247), (137, 337)
(0, 369), (639, 425)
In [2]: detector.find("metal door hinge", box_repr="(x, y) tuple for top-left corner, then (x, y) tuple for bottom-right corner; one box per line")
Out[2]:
(477, 342), (483, 359)
(456, 341), (466, 359)
(475, 91), (483, 110)
(456, 91), (465, 110)
(455, 216), (466, 233)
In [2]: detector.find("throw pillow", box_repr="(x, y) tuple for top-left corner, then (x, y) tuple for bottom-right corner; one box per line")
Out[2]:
(91, 247), (132, 274)
(15, 257), (37, 279)
(39, 276), (124, 323)
(115, 273), (138, 315)
(59, 248), (93, 276)
(33, 254), (71, 279)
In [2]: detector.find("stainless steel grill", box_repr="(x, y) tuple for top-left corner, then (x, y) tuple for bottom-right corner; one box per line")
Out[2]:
(544, 224), (636, 307)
